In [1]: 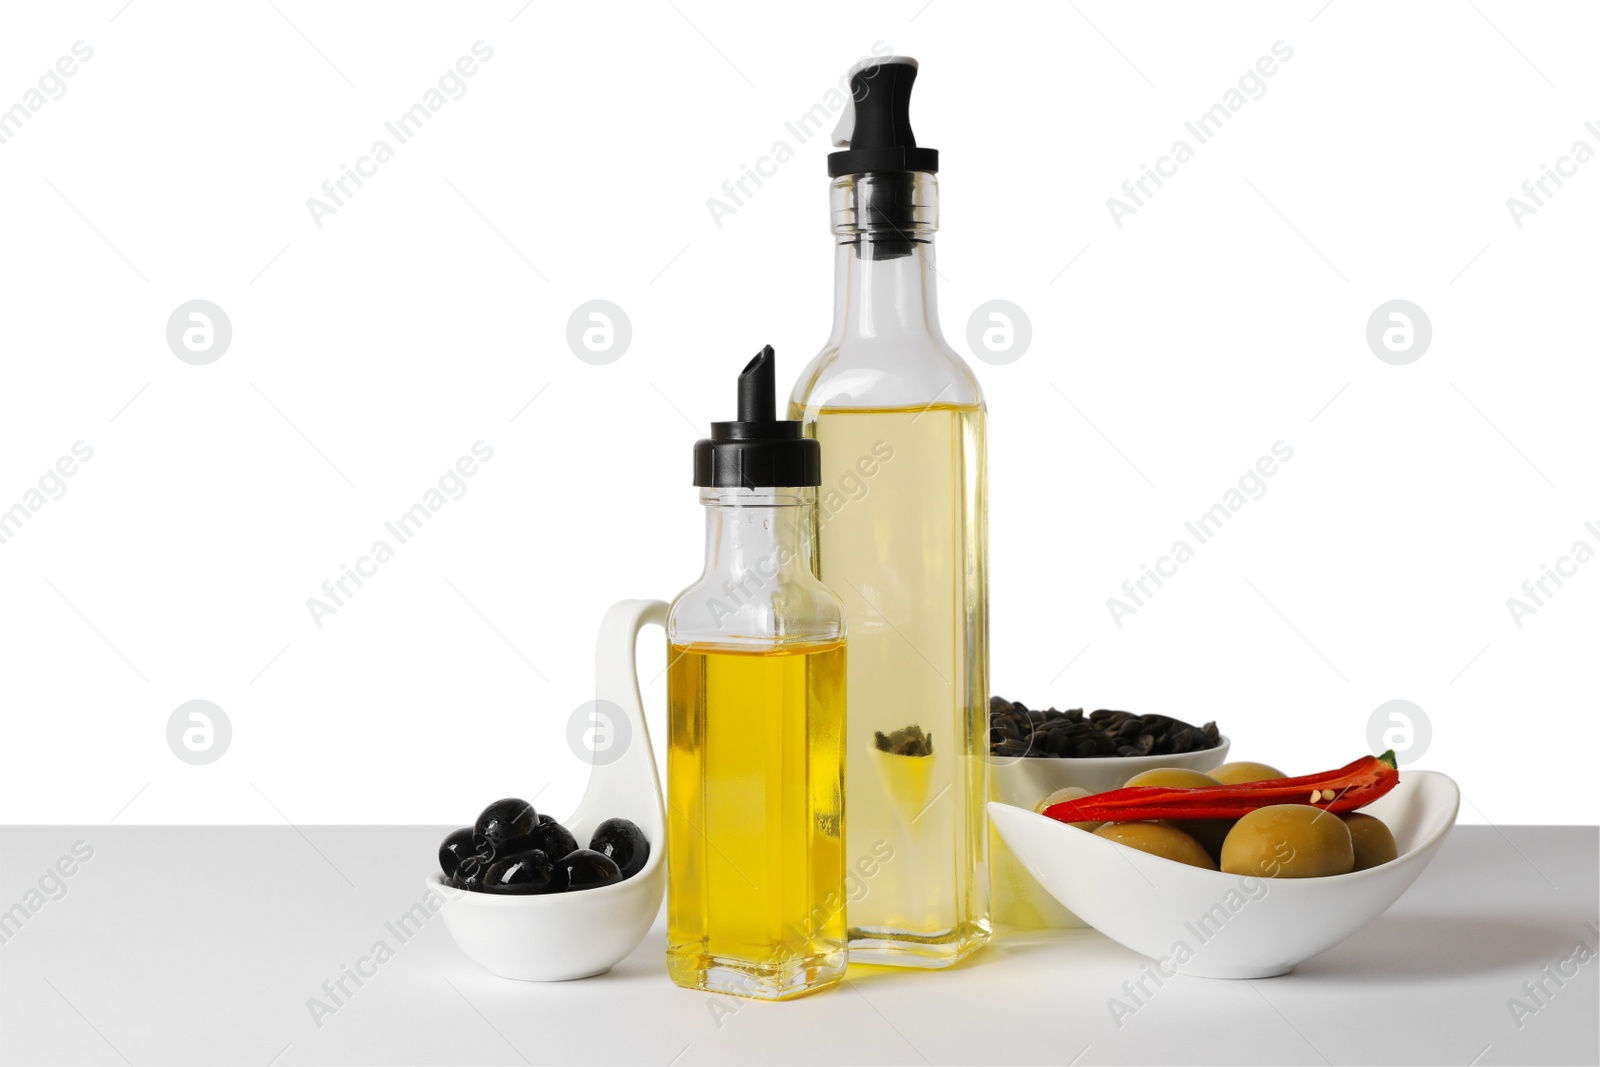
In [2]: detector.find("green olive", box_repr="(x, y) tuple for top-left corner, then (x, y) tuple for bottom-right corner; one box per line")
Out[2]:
(1211, 761), (1286, 785)
(1035, 786), (1101, 830)
(1122, 768), (1222, 789)
(1118, 770), (1228, 860)
(1095, 822), (1217, 870)
(1220, 804), (1354, 878)
(1340, 812), (1398, 870)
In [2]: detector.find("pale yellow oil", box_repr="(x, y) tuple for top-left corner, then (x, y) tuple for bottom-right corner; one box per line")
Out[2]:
(794, 402), (991, 966)
(666, 640), (847, 999)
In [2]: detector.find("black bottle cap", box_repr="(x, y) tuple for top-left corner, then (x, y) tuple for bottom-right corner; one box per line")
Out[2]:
(827, 57), (939, 178)
(693, 346), (820, 489)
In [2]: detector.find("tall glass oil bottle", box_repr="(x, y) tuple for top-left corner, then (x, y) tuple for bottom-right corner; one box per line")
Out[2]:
(667, 346), (849, 1000)
(788, 58), (989, 967)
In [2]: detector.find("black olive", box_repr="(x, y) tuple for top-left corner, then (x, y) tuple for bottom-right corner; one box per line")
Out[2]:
(438, 827), (480, 879)
(529, 819), (580, 863)
(484, 849), (559, 894)
(557, 849), (622, 892)
(590, 818), (650, 880)
(474, 798), (537, 856)
(453, 850), (493, 892)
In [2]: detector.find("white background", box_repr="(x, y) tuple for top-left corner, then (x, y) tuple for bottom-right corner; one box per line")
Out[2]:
(1, 0), (1595, 828)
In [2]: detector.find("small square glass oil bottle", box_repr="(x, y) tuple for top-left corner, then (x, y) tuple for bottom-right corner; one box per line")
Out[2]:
(665, 346), (848, 1000)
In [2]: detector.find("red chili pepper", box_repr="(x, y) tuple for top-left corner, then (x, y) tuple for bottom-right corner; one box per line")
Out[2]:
(1042, 750), (1399, 824)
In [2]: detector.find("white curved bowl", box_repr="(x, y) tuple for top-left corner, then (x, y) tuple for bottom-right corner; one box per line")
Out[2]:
(426, 836), (663, 982)
(990, 738), (1231, 929)
(988, 769), (1459, 978)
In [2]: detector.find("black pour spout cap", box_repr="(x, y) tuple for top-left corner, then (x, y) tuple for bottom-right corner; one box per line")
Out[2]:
(827, 57), (939, 178)
(693, 346), (820, 489)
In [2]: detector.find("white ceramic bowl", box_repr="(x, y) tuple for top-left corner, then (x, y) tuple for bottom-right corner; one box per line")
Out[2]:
(426, 838), (662, 982)
(988, 769), (1459, 978)
(990, 738), (1231, 929)
(431, 601), (668, 981)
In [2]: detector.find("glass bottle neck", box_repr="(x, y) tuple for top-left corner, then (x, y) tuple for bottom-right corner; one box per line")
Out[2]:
(699, 487), (816, 583)
(672, 485), (842, 647)
(829, 172), (942, 344)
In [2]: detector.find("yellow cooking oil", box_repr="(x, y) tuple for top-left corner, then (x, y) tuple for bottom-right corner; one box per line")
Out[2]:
(793, 402), (991, 966)
(666, 639), (847, 1000)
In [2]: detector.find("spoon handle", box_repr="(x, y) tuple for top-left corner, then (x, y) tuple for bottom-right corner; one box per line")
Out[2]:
(573, 599), (669, 839)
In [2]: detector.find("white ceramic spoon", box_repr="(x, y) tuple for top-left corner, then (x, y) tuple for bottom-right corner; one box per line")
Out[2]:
(428, 599), (669, 981)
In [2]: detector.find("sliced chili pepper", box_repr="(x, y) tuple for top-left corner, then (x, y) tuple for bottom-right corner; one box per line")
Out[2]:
(1042, 750), (1398, 824)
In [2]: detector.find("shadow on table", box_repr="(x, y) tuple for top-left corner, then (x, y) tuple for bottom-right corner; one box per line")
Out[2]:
(1298, 913), (1572, 982)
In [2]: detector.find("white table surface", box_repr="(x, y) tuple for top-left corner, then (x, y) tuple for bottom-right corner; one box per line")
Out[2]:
(1, 826), (1594, 1066)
